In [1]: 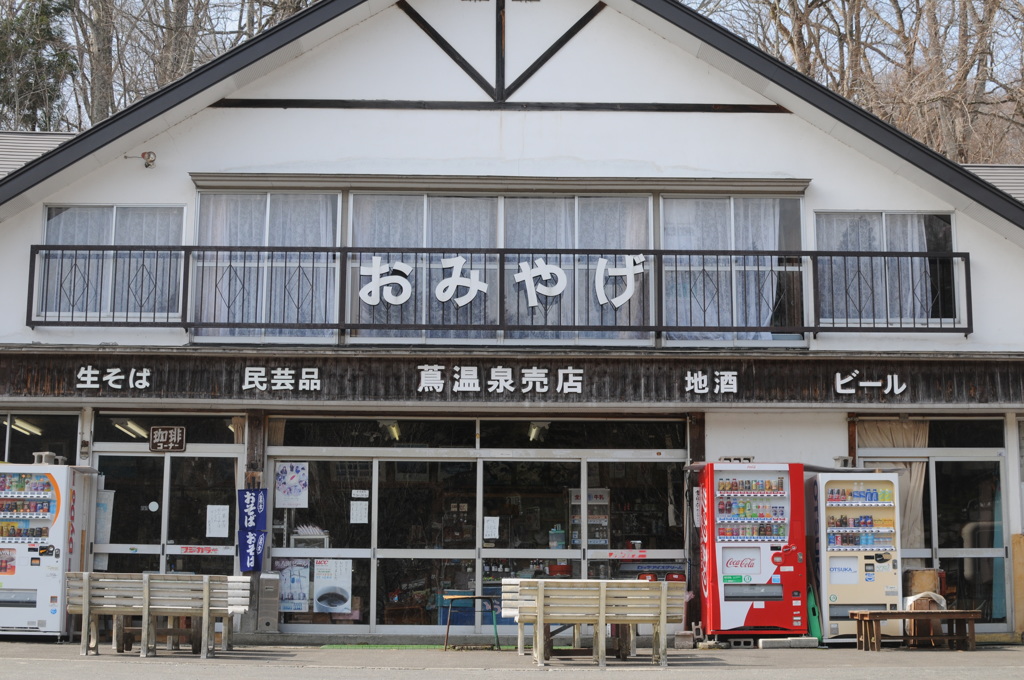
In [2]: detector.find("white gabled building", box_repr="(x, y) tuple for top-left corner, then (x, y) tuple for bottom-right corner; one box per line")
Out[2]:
(0, 0), (1021, 641)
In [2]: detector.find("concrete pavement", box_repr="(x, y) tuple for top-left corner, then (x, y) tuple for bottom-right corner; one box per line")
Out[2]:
(3, 638), (1024, 679)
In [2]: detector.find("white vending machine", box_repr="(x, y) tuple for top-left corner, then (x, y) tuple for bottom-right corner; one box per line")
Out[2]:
(809, 472), (901, 642)
(0, 464), (98, 635)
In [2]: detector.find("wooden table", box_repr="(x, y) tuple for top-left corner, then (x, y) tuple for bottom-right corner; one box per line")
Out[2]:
(441, 595), (501, 651)
(850, 609), (981, 651)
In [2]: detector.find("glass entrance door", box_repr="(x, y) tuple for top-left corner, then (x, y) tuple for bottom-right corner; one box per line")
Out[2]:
(932, 459), (1007, 625)
(94, 453), (240, 574)
(94, 454), (164, 573)
(861, 454), (1010, 632)
(165, 456), (239, 574)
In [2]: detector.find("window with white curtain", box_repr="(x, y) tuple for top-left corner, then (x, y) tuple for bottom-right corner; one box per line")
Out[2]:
(195, 193), (338, 338)
(41, 205), (184, 318)
(350, 194), (499, 340)
(350, 194), (651, 342)
(505, 195), (651, 341)
(661, 196), (802, 341)
(815, 212), (953, 324)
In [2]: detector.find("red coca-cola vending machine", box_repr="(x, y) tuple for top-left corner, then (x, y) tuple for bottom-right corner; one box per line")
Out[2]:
(697, 462), (807, 638)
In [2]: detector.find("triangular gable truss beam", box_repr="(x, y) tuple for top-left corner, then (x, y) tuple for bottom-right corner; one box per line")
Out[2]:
(214, 0), (788, 113)
(399, 0), (610, 102)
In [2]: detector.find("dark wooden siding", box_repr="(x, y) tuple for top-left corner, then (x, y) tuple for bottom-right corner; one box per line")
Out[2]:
(1, 352), (1023, 407)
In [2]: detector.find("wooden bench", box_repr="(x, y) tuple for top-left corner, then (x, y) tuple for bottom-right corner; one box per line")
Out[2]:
(850, 609), (981, 651)
(66, 572), (252, 658)
(501, 578), (687, 667)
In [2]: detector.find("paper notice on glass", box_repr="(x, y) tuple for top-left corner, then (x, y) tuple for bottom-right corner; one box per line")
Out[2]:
(206, 504), (230, 538)
(484, 516), (500, 540)
(350, 500), (369, 524)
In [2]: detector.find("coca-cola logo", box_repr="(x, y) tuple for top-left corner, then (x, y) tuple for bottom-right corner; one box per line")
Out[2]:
(725, 557), (756, 569)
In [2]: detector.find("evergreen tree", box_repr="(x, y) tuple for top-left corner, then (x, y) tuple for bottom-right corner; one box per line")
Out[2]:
(0, 0), (77, 130)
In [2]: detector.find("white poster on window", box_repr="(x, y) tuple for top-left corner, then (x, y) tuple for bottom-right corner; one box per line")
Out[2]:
(313, 559), (353, 614)
(275, 462), (309, 508)
(274, 558), (310, 612)
(206, 505), (230, 538)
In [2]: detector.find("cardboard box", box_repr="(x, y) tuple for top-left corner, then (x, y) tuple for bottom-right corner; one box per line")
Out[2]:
(904, 569), (941, 596)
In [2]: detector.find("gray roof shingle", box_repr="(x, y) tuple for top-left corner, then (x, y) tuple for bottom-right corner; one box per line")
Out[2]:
(0, 131), (74, 178)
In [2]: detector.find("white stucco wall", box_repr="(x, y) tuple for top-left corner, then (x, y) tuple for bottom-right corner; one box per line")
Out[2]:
(705, 411), (850, 468)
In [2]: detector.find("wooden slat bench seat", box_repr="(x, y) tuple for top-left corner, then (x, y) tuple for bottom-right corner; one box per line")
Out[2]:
(66, 572), (251, 658)
(850, 609), (981, 651)
(500, 578), (687, 667)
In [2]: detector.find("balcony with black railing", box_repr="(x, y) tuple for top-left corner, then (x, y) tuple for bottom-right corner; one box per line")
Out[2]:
(26, 246), (973, 340)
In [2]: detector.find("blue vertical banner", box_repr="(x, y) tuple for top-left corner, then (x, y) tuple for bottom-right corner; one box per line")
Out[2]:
(239, 530), (267, 572)
(238, 488), (268, 531)
(238, 489), (268, 572)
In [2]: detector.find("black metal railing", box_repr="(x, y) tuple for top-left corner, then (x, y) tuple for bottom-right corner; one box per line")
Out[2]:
(26, 246), (973, 337)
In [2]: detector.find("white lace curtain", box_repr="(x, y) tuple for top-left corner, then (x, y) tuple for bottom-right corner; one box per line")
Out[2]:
(816, 213), (931, 322)
(196, 194), (336, 336)
(662, 197), (780, 339)
(44, 206), (183, 315)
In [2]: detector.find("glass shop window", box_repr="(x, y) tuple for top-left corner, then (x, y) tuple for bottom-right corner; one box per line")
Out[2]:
(857, 419), (1004, 448)
(274, 557), (371, 627)
(272, 460), (372, 549)
(93, 414), (244, 444)
(377, 461), (477, 550)
(0, 414), (79, 463)
(482, 461), (581, 550)
(479, 420), (686, 449)
(270, 418), (476, 448)
(586, 461), (686, 551)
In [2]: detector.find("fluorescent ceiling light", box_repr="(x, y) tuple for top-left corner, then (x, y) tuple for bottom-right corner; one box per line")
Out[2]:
(379, 420), (401, 441)
(527, 421), (550, 442)
(113, 422), (137, 438)
(113, 419), (148, 439)
(6, 418), (43, 436)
